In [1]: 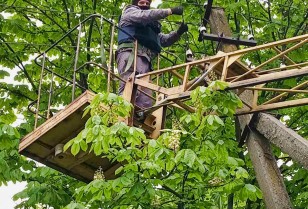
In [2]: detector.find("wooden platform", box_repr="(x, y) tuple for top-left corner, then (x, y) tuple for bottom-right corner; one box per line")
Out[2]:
(19, 91), (119, 182)
(19, 90), (158, 182)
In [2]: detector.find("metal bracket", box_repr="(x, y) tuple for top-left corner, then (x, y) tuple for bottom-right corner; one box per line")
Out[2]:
(199, 33), (257, 46)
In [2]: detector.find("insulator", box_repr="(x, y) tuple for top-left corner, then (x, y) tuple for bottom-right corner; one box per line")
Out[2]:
(186, 49), (193, 62)
(186, 49), (193, 57)
(248, 34), (254, 40)
(199, 26), (207, 33)
(280, 63), (286, 68)
(55, 144), (65, 159)
(199, 26), (207, 38)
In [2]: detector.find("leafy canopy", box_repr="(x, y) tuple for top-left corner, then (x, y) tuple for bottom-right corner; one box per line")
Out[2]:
(63, 81), (262, 209)
(0, 0), (307, 208)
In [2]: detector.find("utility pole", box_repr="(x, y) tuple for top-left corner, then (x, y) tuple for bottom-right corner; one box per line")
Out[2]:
(208, 7), (294, 208)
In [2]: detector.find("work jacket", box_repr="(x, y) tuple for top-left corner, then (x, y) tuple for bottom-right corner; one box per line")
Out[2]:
(118, 22), (162, 53)
(118, 5), (180, 61)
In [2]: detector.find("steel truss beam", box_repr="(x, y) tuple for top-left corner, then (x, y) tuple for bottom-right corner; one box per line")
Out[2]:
(132, 34), (308, 116)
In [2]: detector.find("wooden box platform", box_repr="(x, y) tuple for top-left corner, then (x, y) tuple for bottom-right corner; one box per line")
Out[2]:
(19, 91), (119, 182)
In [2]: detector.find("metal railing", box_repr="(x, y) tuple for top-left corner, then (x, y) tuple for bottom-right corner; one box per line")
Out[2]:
(31, 14), (178, 128)
(32, 14), (134, 128)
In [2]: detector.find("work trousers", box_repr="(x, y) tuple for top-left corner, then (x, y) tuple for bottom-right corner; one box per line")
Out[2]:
(116, 50), (152, 109)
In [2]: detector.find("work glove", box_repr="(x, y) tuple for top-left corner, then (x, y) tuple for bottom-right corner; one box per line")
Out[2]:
(171, 6), (183, 15)
(177, 22), (188, 35)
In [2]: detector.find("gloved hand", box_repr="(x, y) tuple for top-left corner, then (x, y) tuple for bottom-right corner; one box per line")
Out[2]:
(171, 6), (183, 15)
(177, 22), (188, 35)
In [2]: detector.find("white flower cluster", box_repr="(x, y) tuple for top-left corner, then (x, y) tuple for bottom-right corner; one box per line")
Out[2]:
(208, 71), (219, 82)
(167, 131), (181, 152)
(94, 166), (105, 180)
(208, 176), (223, 186)
(151, 195), (161, 208)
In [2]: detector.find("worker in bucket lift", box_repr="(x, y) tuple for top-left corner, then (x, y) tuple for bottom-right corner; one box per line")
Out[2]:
(117, 0), (188, 118)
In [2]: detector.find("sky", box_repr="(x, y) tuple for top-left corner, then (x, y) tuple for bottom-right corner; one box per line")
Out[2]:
(0, 182), (27, 209)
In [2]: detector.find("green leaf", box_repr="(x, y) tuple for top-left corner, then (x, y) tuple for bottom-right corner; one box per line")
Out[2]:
(0, 70), (9, 78)
(149, 139), (157, 147)
(65, 202), (86, 209)
(7, 126), (15, 136)
(121, 176), (131, 186)
(166, 161), (175, 171)
(93, 142), (102, 155)
(13, 128), (20, 138)
(71, 143), (80, 156)
(214, 115), (224, 126)
(185, 115), (192, 123)
(236, 167), (249, 179)
(92, 125), (100, 135)
(256, 187), (263, 199)
(175, 149), (185, 164)
(184, 149), (196, 168)
(92, 115), (101, 125)
(102, 138), (109, 153)
(217, 140), (224, 145)
(154, 148), (164, 160)
(227, 157), (238, 166)
(197, 159), (206, 173)
(283, 78), (297, 87)
(80, 140), (88, 152)
(245, 184), (256, 192)
(82, 105), (91, 118)
(104, 188), (111, 200)
(207, 115), (214, 125)
(63, 140), (74, 152)
(112, 178), (121, 190)
(115, 166), (123, 175)
(86, 134), (94, 144)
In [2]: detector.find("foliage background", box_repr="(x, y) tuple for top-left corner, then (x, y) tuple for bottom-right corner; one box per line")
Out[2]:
(0, 0), (307, 208)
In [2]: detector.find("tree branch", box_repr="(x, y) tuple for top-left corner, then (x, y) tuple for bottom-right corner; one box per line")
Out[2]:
(293, 11), (308, 37)
(62, 0), (71, 29)
(228, 193), (234, 209)
(23, 0), (75, 46)
(0, 83), (34, 101)
(160, 185), (183, 199)
(267, 0), (276, 41)
(0, 37), (37, 91)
